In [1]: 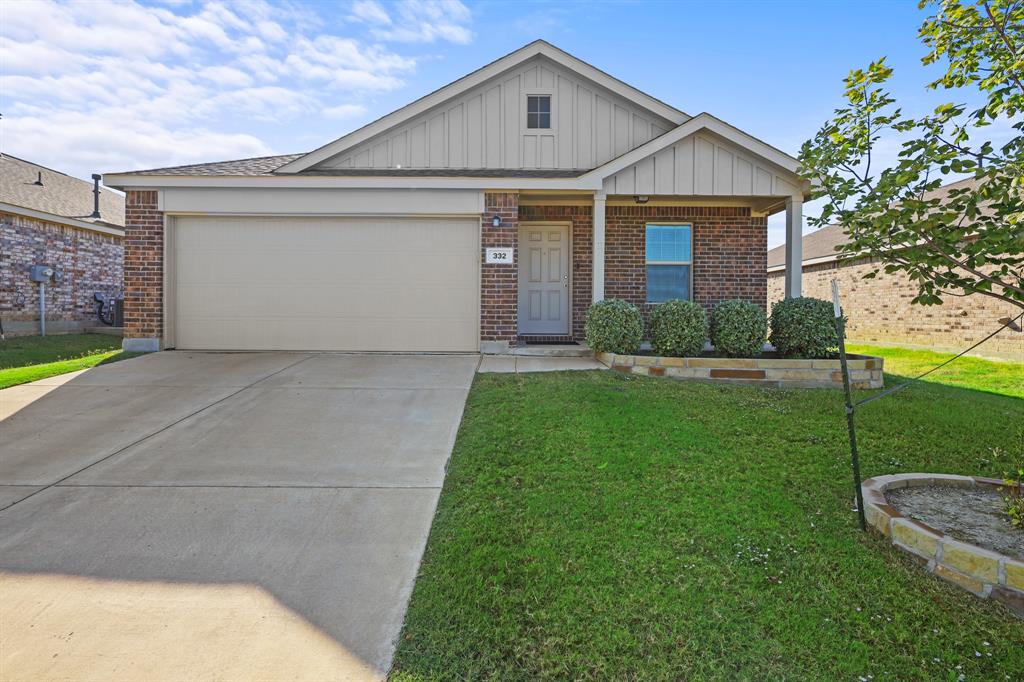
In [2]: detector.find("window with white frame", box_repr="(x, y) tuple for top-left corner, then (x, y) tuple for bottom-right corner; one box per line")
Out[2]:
(645, 224), (693, 302)
(526, 95), (551, 129)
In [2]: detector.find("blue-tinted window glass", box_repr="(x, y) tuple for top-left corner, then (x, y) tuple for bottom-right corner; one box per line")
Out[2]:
(646, 265), (691, 302)
(645, 225), (692, 262)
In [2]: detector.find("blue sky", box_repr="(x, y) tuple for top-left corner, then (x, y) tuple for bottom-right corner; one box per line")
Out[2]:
(0, 0), (988, 246)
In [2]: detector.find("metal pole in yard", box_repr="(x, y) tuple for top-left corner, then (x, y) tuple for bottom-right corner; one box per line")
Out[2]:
(831, 279), (866, 531)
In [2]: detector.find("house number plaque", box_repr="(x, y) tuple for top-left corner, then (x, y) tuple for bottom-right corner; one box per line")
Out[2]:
(485, 248), (513, 264)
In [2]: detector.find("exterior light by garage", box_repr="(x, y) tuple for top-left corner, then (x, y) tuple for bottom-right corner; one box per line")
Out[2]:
(492, 213), (502, 227)
(634, 195), (649, 204)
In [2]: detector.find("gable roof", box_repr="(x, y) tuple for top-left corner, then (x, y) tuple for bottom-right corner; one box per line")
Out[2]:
(1, 154), (124, 231)
(275, 40), (690, 174)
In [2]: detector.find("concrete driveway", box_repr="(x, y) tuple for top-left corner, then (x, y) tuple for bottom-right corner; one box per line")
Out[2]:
(0, 351), (478, 681)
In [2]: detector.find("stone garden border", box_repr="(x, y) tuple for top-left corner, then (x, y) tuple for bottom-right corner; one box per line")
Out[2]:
(595, 353), (884, 389)
(862, 473), (1024, 618)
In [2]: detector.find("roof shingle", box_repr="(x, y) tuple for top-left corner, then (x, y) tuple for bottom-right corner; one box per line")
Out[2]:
(1, 155), (124, 228)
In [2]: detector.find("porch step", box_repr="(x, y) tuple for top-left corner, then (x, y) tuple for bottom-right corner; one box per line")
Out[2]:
(511, 344), (594, 358)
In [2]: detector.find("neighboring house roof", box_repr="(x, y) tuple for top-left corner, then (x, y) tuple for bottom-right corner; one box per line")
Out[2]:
(767, 223), (846, 270)
(766, 177), (986, 271)
(1, 154), (125, 234)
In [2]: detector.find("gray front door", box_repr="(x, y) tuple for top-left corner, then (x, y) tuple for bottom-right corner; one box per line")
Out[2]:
(518, 223), (570, 335)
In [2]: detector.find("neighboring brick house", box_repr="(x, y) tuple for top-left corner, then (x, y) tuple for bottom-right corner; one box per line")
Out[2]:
(105, 40), (810, 353)
(1, 155), (125, 336)
(767, 178), (1021, 360)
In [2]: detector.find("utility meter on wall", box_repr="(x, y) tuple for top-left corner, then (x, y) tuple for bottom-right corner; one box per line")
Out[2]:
(29, 265), (55, 282)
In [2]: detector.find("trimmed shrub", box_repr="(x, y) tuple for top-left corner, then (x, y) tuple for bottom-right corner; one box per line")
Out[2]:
(649, 300), (708, 357)
(769, 297), (839, 358)
(585, 299), (643, 354)
(711, 300), (767, 357)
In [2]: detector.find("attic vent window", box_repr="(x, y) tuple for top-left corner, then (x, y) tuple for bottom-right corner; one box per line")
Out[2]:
(527, 95), (550, 129)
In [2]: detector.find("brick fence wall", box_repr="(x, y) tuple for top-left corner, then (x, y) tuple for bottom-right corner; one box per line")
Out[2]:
(123, 190), (164, 343)
(605, 205), (767, 327)
(0, 212), (122, 335)
(768, 257), (1022, 359)
(519, 204), (593, 339)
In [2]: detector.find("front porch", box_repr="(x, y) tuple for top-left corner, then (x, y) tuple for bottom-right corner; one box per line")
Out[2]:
(480, 191), (804, 353)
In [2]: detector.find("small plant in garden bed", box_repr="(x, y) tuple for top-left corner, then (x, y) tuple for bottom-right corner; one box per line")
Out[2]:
(584, 299), (643, 354)
(998, 441), (1024, 529)
(769, 297), (839, 359)
(648, 299), (708, 357)
(711, 299), (767, 357)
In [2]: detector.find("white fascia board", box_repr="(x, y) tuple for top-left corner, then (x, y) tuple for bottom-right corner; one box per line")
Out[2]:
(582, 113), (807, 194)
(275, 40), (689, 174)
(0, 202), (124, 237)
(104, 174), (605, 191)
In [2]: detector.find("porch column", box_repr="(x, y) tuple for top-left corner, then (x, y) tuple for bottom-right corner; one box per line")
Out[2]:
(592, 190), (606, 303)
(784, 195), (803, 299)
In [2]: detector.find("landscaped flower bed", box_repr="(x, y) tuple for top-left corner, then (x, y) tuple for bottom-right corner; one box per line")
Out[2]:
(585, 296), (883, 389)
(862, 473), (1024, 618)
(596, 352), (884, 389)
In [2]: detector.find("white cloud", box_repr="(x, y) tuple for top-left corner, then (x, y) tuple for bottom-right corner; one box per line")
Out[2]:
(369, 0), (473, 44)
(0, 0), (460, 178)
(350, 1), (392, 26)
(323, 103), (369, 119)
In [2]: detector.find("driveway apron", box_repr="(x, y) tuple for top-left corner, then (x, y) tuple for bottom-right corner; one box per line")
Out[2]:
(0, 351), (477, 681)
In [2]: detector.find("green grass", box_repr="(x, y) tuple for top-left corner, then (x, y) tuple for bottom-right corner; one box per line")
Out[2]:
(0, 334), (138, 389)
(848, 343), (1024, 399)
(392, 361), (1023, 680)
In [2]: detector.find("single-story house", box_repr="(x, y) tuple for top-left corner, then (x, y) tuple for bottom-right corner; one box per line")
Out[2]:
(767, 178), (1021, 360)
(106, 40), (810, 353)
(1, 155), (125, 336)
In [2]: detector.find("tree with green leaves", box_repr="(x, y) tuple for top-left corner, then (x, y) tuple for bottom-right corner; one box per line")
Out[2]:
(799, 0), (1023, 314)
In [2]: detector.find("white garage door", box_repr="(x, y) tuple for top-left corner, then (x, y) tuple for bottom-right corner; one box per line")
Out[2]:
(171, 216), (479, 351)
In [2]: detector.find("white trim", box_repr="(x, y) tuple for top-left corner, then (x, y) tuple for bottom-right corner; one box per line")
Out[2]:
(275, 40), (689, 174)
(592, 191), (606, 302)
(0, 202), (124, 237)
(104, 175), (598, 190)
(163, 214), (175, 349)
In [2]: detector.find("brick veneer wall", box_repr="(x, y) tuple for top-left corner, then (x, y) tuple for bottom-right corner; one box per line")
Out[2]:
(518, 204), (593, 339)
(605, 205), (767, 326)
(123, 190), (164, 342)
(0, 212), (122, 335)
(768, 258), (1022, 360)
(480, 192), (519, 344)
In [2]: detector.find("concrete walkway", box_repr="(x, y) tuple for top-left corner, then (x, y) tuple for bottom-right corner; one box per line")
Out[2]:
(477, 355), (604, 373)
(0, 351), (477, 681)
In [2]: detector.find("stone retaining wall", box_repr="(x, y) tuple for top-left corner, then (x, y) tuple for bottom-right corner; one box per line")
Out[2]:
(596, 353), (883, 389)
(862, 473), (1024, 618)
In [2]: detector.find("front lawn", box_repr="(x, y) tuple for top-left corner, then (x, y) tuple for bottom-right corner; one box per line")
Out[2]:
(848, 343), (1023, 399)
(392, 361), (1023, 679)
(0, 334), (137, 389)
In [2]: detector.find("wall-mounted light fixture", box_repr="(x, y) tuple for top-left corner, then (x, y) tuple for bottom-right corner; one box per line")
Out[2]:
(633, 195), (649, 204)
(492, 213), (502, 227)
